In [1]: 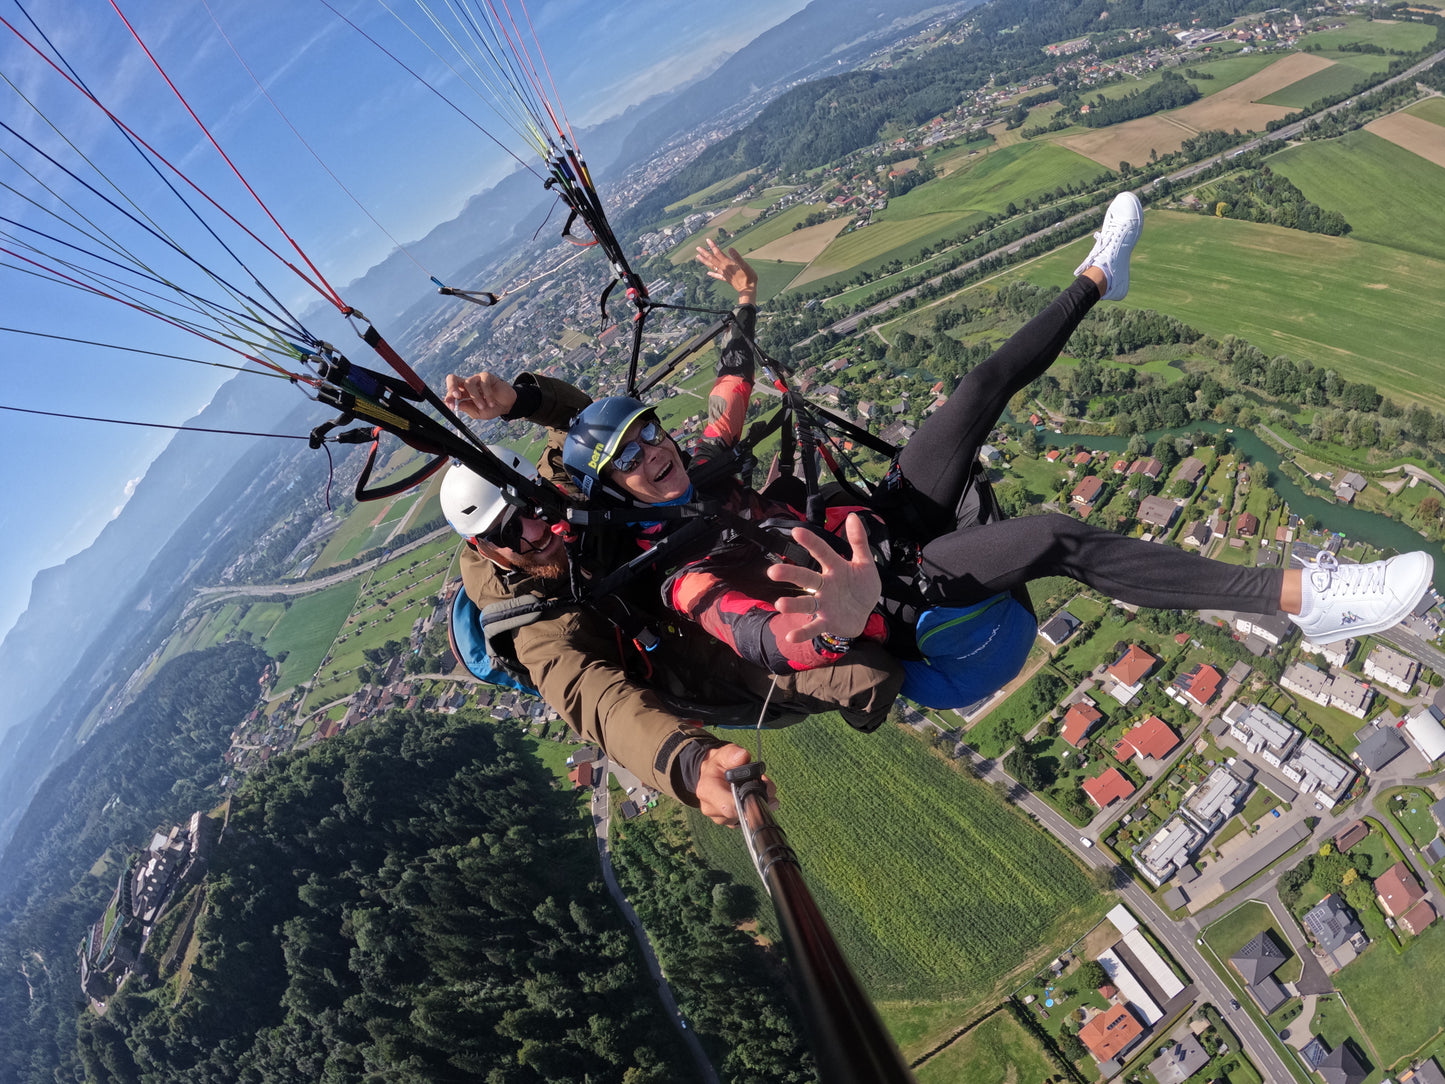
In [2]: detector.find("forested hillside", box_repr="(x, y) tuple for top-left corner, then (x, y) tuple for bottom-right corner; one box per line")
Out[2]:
(0, 643), (268, 1084)
(624, 0), (1290, 226)
(70, 712), (703, 1084)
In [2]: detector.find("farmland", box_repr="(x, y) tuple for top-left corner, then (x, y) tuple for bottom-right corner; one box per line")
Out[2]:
(914, 1008), (1056, 1083)
(692, 716), (1105, 1006)
(1335, 918), (1445, 1066)
(986, 209), (1445, 414)
(1271, 129), (1445, 261)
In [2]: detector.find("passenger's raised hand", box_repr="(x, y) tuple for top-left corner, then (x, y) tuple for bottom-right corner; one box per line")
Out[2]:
(695, 238), (757, 305)
(445, 371), (516, 420)
(767, 514), (880, 644)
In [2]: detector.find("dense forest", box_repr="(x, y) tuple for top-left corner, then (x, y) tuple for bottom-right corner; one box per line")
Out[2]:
(68, 711), (709, 1083)
(1076, 70), (1201, 128)
(0, 643), (268, 1084)
(624, 0), (1294, 226)
(1196, 167), (1351, 235)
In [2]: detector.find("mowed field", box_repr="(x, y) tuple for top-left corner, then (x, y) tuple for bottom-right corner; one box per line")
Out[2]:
(949, 210), (1445, 414)
(1367, 111), (1445, 170)
(792, 141), (1105, 291)
(1271, 128), (1445, 262)
(746, 215), (850, 262)
(1056, 51), (1333, 166)
(690, 717), (1105, 1005)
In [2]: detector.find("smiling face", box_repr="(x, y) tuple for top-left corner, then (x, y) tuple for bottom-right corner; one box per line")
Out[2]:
(478, 514), (569, 580)
(607, 417), (688, 503)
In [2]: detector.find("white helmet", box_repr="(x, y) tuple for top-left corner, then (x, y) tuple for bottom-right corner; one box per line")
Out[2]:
(440, 446), (539, 539)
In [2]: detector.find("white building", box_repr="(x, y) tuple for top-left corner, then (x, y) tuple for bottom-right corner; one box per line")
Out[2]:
(1363, 644), (1420, 693)
(1404, 705), (1445, 763)
(1280, 661), (1330, 706)
(1224, 701), (1299, 767)
(1299, 636), (1354, 668)
(1120, 928), (1186, 1001)
(1234, 612), (1294, 647)
(1185, 766), (1250, 830)
(1280, 738), (1354, 804)
(1097, 948), (1163, 1025)
(1326, 672), (1374, 719)
(1137, 815), (1202, 887)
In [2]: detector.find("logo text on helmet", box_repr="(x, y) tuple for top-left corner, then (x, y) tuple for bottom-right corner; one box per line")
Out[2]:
(588, 443), (606, 471)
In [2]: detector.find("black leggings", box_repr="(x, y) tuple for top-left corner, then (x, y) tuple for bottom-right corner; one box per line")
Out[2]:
(896, 275), (1285, 615)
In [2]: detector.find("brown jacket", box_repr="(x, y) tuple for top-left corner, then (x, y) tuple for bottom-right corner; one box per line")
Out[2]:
(462, 371), (903, 803)
(460, 547), (901, 804)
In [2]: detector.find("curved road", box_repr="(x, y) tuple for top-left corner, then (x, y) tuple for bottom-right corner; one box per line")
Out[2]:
(589, 756), (721, 1084)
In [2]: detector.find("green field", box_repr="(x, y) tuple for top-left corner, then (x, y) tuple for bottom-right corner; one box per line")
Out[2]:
(1257, 52), (1395, 109)
(690, 719), (1105, 1005)
(722, 202), (832, 256)
(915, 1008), (1056, 1083)
(746, 184), (797, 209)
(996, 209), (1445, 414)
(1406, 96), (1445, 127)
(1271, 129), (1445, 262)
(1306, 15), (1438, 53)
(665, 169), (756, 213)
(883, 142), (1106, 220)
(795, 142), (1107, 295)
(265, 579), (364, 690)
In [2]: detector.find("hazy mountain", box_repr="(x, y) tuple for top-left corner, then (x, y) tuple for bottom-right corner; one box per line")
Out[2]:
(0, 373), (297, 744)
(614, 0), (981, 169)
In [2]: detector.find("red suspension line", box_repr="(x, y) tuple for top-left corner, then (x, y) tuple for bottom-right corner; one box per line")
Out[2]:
(105, 0), (349, 313)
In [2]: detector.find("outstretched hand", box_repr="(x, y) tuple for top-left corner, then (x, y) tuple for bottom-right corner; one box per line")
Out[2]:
(695, 238), (757, 305)
(694, 743), (776, 828)
(445, 371), (516, 420)
(767, 513), (880, 644)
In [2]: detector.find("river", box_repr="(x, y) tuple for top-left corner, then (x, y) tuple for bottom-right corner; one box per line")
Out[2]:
(1032, 419), (1445, 580)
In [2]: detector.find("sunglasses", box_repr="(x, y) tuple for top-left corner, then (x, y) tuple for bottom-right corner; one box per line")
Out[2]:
(610, 420), (666, 473)
(478, 504), (545, 551)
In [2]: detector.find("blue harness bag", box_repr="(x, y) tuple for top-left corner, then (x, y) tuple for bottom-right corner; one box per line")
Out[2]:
(900, 593), (1037, 709)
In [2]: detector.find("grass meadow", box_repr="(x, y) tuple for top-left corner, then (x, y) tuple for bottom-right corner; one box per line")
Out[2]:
(985, 209), (1445, 414)
(266, 580), (364, 690)
(665, 169), (756, 213)
(1407, 96), (1445, 127)
(913, 1008), (1057, 1083)
(1306, 15), (1438, 52)
(1257, 50), (1395, 108)
(1270, 129), (1445, 262)
(687, 718), (1105, 1008)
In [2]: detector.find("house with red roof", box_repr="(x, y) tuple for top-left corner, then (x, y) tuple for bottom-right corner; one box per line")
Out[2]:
(1235, 512), (1260, 537)
(1062, 701), (1103, 746)
(1375, 861), (1425, 917)
(1112, 458), (1129, 474)
(1128, 457), (1163, 480)
(1172, 664), (1223, 707)
(1107, 645), (1158, 704)
(1079, 1003), (1145, 1063)
(1114, 716), (1180, 763)
(1071, 475), (1105, 511)
(1072, 450), (1093, 466)
(1401, 900), (1436, 936)
(1045, 448), (1062, 462)
(1082, 768), (1136, 808)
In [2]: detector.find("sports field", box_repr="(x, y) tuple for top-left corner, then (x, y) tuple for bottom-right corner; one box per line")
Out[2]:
(991, 209), (1445, 414)
(1271, 128), (1445, 262)
(691, 717), (1106, 1004)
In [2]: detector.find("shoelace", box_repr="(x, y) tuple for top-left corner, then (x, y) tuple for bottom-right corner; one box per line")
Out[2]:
(1310, 553), (1386, 598)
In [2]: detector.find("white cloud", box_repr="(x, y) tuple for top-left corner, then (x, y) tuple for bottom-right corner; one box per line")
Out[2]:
(111, 475), (142, 520)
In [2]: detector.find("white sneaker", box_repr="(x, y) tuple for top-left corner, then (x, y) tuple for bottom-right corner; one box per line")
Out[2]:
(1288, 551), (1434, 645)
(1074, 191), (1143, 301)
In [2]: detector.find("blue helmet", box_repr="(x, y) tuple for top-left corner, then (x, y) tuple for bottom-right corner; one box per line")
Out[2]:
(563, 396), (653, 498)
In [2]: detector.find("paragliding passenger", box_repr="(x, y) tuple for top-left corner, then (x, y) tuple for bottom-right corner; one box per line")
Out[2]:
(555, 195), (1433, 710)
(438, 433), (901, 827)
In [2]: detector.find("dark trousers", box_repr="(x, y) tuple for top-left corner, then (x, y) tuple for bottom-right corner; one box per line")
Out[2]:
(896, 276), (1285, 614)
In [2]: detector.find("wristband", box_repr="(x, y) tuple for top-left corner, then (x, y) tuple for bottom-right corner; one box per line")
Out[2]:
(816, 632), (855, 654)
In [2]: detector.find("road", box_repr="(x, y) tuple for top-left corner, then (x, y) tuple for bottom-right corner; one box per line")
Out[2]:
(181, 525), (454, 616)
(588, 756), (721, 1084)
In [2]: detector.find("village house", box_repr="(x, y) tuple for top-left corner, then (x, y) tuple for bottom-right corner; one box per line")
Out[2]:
(1173, 457), (1205, 486)
(1071, 474), (1105, 512)
(1061, 701), (1103, 746)
(1107, 645), (1158, 705)
(1137, 495), (1181, 531)
(1114, 715), (1179, 764)
(1082, 767), (1136, 808)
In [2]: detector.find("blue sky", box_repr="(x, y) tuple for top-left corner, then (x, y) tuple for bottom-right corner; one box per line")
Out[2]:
(0, 0), (809, 640)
